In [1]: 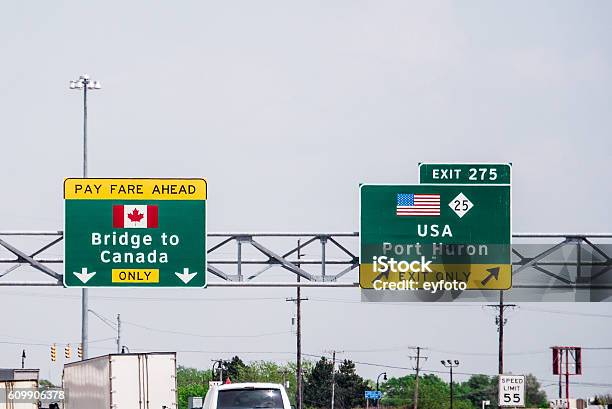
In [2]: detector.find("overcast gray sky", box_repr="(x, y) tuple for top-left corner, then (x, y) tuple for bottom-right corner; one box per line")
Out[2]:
(1, 0), (611, 399)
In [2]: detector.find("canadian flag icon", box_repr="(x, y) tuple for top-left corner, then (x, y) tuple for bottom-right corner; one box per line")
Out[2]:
(113, 205), (158, 229)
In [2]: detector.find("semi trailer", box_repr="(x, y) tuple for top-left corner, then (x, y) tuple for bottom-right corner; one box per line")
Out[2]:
(63, 352), (176, 409)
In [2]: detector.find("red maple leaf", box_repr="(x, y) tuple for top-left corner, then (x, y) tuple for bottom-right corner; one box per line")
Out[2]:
(127, 208), (145, 223)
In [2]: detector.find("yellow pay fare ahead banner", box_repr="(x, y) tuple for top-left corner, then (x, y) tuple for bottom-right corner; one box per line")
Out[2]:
(359, 263), (512, 290)
(64, 178), (207, 200)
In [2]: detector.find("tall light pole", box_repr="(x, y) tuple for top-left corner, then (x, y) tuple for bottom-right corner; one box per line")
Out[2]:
(375, 372), (387, 408)
(69, 74), (101, 360)
(441, 360), (460, 409)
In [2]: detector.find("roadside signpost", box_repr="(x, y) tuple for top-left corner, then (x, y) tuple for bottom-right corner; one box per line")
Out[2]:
(364, 391), (382, 400)
(498, 374), (525, 407)
(64, 178), (207, 287)
(364, 391), (382, 409)
(419, 163), (511, 185)
(359, 184), (511, 290)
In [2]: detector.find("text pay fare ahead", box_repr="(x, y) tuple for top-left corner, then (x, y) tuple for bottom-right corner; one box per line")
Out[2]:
(66, 179), (206, 199)
(74, 183), (197, 195)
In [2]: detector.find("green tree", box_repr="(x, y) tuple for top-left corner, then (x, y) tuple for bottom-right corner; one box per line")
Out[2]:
(236, 360), (305, 406)
(335, 360), (368, 409)
(177, 366), (212, 409)
(380, 374), (413, 407)
(459, 374), (496, 408)
(178, 383), (207, 409)
(381, 373), (474, 409)
(239, 361), (285, 385)
(223, 356), (247, 382)
(39, 379), (57, 388)
(417, 374), (453, 409)
(524, 374), (548, 408)
(303, 357), (333, 408)
(287, 360), (313, 407)
(178, 365), (212, 386)
(593, 394), (612, 404)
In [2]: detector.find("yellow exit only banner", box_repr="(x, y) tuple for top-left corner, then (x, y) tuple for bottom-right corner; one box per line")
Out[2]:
(359, 263), (511, 290)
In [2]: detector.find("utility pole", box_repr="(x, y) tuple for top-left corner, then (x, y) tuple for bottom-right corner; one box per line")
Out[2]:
(324, 350), (343, 409)
(487, 291), (516, 374)
(286, 240), (308, 409)
(69, 74), (101, 360)
(296, 284), (302, 409)
(116, 314), (121, 353)
(331, 351), (336, 409)
(409, 347), (428, 409)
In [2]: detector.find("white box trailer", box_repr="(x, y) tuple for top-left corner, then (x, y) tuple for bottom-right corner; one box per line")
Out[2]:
(0, 369), (39, 382)
(63, 353), (176, 409)
(0, 379), (39, 409)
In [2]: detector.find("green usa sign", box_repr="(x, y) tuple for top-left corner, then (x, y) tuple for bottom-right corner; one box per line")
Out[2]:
(360, 184), (511, 290)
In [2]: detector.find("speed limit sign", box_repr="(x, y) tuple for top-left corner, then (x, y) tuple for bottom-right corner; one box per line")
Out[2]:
(499, 374), (526, 407)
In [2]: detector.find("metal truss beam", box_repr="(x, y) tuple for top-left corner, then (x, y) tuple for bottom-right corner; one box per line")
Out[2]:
(0, 231), (610, 289)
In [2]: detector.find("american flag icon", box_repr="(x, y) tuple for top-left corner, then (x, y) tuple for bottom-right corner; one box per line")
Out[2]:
(396, 193), (440, 216)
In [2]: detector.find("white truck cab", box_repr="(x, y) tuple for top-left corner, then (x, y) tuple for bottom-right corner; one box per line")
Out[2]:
(203, 383), (292, 409)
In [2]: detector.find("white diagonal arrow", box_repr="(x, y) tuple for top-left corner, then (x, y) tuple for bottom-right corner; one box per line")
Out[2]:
(175, 267), (197, 284)
(74, 267), (96, 284)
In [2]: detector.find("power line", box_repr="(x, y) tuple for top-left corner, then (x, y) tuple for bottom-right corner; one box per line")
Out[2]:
(0, 337), (115, 347)
(308, 298), (485, 306)
(4, 290), (612, 319)
(582, 347), (612, 350)
(0, 290), (285, 302)
(122, 320), (292, 339)
(428, 348), (548, 357)
(88, 309), (117, 331)
(520, 306), (612, 319)
(341, 345), (420, 353)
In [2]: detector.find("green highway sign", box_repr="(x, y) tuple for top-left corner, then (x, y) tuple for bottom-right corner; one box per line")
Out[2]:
(359, 184), (511, 290)
(419, 163), (511, 185)
(64, 178), (207, 287)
